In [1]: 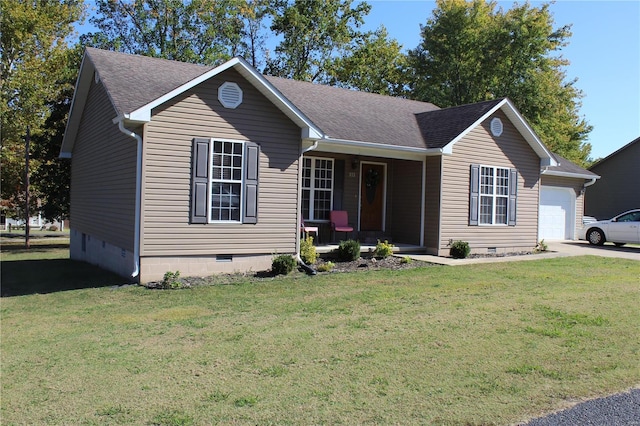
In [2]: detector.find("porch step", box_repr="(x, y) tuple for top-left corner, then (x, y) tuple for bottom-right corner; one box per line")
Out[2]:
(358, 231), (391, 244)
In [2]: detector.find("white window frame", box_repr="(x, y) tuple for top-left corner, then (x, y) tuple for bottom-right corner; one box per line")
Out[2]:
(209, 138), (245, 223)
(302, 156), (334, 222)
(479, 165), (510, 225)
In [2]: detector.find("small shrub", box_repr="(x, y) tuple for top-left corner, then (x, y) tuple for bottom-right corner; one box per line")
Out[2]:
(373, 239), (394, 258)
(161, 270), (183, 289)
(300, 235), (317, 264)
(337, 239), (361, 261)
(400, 256), (412, 264)
(317, 261), (334, 272)
(534, 240), (548, 253)
(272, 254), (296, 275)
(449, 240), (470, 259)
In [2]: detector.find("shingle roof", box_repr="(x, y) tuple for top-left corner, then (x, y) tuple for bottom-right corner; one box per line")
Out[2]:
(265, 76), (440, 148)
(76, 49), (552, 159)
(415, 99), (504, 149)
(85, 47), (214, 115)
(545, 152), (599, 178)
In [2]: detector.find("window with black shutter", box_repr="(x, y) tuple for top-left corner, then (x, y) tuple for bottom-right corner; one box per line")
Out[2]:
(190, 138), (259, 224)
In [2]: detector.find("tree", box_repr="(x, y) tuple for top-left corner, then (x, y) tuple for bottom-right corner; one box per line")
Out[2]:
(407, 0), (592, 165)
(0, 0), (85, 217)
(87, 0), (257, 65)
(30, 45), (84, 223)
(265, 0), (371, 82)
(237, 0), (271, 68)
(327, 26), (408, 95)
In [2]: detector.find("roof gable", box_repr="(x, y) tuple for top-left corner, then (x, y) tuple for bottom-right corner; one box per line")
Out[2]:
(416, 98), (556, 165)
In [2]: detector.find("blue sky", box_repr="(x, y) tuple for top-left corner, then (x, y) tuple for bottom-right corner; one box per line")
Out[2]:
(364, 0), (640, 160)
(76, 0), (639, 160)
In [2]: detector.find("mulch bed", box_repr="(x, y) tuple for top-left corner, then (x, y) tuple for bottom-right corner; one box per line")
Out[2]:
(145, 251), (540, 289)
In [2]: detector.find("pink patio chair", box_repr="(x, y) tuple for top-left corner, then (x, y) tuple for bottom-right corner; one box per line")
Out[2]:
(329, 210), (354, 241)
(300, 219), (319, 242)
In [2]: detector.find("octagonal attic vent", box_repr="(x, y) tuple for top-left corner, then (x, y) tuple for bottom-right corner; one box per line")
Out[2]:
(490, 117), (503, 137)
(218, 82), (243, 109)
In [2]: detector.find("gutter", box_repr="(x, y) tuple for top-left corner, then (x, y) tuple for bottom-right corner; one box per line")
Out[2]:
(116, 119), (142, 279)
(581, 176), (598, 195)
(296, 138), (321, 275)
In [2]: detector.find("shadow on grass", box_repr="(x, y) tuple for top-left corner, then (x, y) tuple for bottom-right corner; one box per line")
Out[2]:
(1, 259), (134, 297)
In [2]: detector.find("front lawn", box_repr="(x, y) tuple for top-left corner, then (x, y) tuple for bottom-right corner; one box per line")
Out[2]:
(1, 244), (639, 425)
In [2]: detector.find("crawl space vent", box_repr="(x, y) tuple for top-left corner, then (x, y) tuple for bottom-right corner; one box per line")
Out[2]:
(490, 117), (503, 137)
(218, 82), (243, 109)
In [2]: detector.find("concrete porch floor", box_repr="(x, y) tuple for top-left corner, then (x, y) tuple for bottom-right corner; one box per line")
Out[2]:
(314, 242), (425, 255)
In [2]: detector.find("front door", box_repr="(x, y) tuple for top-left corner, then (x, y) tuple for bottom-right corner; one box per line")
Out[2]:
(360, 163), (385, 231)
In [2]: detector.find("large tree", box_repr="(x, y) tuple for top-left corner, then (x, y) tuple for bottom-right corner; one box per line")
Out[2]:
(0, 0), (85, 218)
(326, 26), (408, 96)
(87, 0), (270, 66)
(407, 0), (592, 165)
(30, 45), (84, 223)
(265, 0), (371, 82)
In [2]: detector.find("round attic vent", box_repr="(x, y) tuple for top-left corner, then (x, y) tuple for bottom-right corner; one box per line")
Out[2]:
(490, 117), (503, 137)
(218, 82), (243, 109)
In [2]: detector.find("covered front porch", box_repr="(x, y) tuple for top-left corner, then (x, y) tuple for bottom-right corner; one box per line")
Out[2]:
(299, 142), (441, 251)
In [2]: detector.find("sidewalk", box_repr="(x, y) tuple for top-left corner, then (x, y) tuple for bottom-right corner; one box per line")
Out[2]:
(405, 240), (639, 265)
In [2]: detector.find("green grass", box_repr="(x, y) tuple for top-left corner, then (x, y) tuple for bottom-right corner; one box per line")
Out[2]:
(1, 241), (639, 425)
(1, 234), (129, 296)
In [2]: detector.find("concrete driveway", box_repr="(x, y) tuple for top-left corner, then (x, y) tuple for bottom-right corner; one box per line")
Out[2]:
(546, 240), (640, 261)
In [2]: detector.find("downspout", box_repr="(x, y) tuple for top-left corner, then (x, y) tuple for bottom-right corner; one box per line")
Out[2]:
(297, 139), (321, 275)
(117, 120), (142, 279)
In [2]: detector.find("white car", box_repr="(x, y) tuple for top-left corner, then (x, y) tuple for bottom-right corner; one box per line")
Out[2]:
(579, 209), (640, 246)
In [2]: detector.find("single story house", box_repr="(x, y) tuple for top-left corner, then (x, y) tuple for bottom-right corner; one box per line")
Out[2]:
(585, 136), (639, 220)
(61, 48), (596, 283)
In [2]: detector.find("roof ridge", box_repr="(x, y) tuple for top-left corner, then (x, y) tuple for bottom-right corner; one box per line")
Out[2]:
(86, 47), (214, 71)
(263, 75), (440, 110)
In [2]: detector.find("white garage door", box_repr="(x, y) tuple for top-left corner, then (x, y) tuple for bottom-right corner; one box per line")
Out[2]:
(539, 186), (575, 240)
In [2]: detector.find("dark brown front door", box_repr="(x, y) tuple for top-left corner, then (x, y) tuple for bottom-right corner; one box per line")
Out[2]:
(360, 163), (384, 231)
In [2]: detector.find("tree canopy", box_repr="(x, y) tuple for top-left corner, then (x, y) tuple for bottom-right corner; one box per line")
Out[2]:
(265, 0), (371, 82)
(87, 0), (250, 65)
(0, 0), (85, 219)
(407, 0), (591, 165)
(327, 26), (407, 95)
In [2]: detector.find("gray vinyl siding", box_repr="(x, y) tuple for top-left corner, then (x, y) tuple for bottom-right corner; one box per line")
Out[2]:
(541, 175), (585, 235)
(424, 156), (442, 254)
(439, 111), (540, 255)
(586, 140), (640, 219)
(70, 78), (137, 250)
(141, 68), (301, 256)
(388, 159), (422, 245)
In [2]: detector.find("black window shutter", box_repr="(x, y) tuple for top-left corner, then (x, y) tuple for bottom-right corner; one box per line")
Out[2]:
(243, 142), (259, 224)
(508, 168), (518, 226)
(190, 138), (210, 224)
(469, 164), (480, 226)
(332, 159), (345, 210)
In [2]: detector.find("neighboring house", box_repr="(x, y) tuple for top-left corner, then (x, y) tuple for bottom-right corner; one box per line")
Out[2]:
(61, 48), (594, 283)
(585, 137), (640, 220)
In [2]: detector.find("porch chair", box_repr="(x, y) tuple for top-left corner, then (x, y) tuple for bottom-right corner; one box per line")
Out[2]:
(300, 219), (319, 243)
(329, 210), (354, 242)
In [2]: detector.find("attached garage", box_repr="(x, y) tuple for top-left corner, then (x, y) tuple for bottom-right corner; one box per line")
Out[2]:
(539, 186), (575, 240)
(540, 153), (600, 241)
